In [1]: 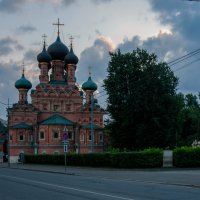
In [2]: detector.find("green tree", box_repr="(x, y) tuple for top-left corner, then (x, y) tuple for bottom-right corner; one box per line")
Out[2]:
(177, 93), (200, 146)
(0, 121), (7, 134)
(104, 48), (179, 150)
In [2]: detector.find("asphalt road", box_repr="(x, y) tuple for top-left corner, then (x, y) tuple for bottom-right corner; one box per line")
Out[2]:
(1, 168), (200, 200)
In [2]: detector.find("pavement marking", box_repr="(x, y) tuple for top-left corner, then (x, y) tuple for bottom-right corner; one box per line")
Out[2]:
(0, 175), (135, 200)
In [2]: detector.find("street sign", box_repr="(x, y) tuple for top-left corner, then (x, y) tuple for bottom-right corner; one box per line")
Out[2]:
(63, 127), (68, 142)
(64, 144), (68, 153)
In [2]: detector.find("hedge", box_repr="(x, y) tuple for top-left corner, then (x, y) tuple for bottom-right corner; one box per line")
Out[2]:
(25, 150), (163, 168)
(173, 147), (200, 167)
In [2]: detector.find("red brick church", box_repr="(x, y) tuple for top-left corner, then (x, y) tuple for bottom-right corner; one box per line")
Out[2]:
(8, 20), (104, 163)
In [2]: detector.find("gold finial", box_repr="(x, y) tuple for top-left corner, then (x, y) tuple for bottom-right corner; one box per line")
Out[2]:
(53, 18), (64, 36)
(69, 35), (74, 48)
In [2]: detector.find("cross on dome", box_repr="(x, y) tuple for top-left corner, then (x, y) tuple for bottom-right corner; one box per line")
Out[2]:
(53, 18), (64, 36)
(42, 33), (47, 47)
(69, 35), (74, 48)
(22, 61), (25, 75)
(88, 66), (92, 77)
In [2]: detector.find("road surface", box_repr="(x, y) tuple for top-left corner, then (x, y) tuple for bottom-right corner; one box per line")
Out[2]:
(0, 167), (200, 200)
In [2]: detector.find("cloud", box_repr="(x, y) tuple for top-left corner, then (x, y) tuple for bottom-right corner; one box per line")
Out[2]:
(16, 25), (37, 34)
(149, 0), (200, 44)
(91, 0), (114, 5)
(61, 0), (77, 6)
(0, 37), (24, 56)
(117, 36), (142, 54)
(0, 61), (23, 119)
(24, 49), (37, 62)
(0, 0), (25, 12)
(136, 0), (200, 94)
(0, 58), (38, 119)
(77, 36), (114, 89)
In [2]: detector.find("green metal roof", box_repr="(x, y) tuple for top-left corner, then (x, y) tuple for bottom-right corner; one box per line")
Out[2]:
(15, 74), (32, 90)
(82, 76), (97, 91)
(40, 114), (74, 125)
(10, 123), (32, 129)
(81, 123), (102, 130)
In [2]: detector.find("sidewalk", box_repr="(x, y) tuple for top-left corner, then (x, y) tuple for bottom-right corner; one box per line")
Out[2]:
(1, 162), (200, 187)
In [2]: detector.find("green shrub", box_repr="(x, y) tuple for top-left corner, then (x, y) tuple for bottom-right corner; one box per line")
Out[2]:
(25, 149), (163, 168)
(174, 147), (200, 167)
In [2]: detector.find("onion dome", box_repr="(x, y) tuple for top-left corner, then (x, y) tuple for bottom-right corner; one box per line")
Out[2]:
(47, 36), (69, 61)
(37, 42), (52, 64)
(82, 76), (97, 91)
(15, 72), (32, 90)
(65, 46), (78, 65)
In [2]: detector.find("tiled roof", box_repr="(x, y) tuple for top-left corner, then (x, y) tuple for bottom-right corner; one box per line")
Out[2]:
(40, 114), (74, 125)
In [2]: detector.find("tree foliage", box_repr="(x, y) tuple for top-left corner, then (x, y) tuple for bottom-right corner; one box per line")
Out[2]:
(104, 48), (179, 150)
(177, 93), (200, 146)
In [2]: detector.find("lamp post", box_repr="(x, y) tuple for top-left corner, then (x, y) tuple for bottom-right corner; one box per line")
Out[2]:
(63, 126), (68, 173)
(90, 94), (94, 153)
(90, 95), (97, 153)
(7, 98), (10, 167)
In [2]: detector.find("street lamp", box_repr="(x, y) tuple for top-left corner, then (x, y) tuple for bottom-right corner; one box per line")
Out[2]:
(63, 126), (68, 173)
(90, 95), (97, 153)
(7, 99), (10, 167)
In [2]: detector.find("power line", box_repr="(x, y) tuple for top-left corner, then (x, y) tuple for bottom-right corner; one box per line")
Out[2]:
(168, 49), (200, 67)
(174, 57), (200, 72)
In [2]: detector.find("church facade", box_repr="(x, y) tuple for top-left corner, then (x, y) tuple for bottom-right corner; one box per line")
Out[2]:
(8, 22), (104, 163)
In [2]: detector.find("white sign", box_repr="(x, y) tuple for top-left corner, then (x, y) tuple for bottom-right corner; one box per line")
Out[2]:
(163, 150), (173, 167)
(64, 144), (68, 153)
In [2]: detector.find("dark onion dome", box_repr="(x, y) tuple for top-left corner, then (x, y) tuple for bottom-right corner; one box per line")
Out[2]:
(15, 73), (32, 90)
(64, 46), (78, 65)
(82, 76), (97, 91)
(37, 43), (52, 64)
(47, 35), (69, 61)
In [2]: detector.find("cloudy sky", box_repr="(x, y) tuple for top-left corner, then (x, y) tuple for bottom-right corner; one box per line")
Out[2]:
(0, 0), (200, 119)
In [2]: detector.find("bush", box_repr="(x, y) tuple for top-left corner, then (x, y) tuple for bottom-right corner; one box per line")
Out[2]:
(174, 147), (200, 167)
(25, 149), (163, 168)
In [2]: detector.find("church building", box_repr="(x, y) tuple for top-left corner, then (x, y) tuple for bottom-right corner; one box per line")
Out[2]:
(8, 20), (105, 163)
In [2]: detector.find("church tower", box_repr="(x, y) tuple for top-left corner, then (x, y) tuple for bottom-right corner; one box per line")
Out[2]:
(8, 19), (105, 162)
(15, 68), (32, 104)
(65, 36), (78, 86)
(37, 34), (52, 84)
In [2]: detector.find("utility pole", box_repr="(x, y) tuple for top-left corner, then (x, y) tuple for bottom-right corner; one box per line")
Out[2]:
(90, 94), (94, 153)
(63, 126), (68, 173)
(7, 98), (10, 167)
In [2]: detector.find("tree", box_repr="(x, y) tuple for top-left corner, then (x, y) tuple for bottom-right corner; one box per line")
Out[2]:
(177, 93), (200, 146)
(0, 121), (6, 134)
(104, 48), (179, 150)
